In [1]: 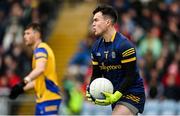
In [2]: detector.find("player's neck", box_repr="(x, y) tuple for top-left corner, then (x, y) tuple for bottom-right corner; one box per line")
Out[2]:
(103, 27), (116, 42)
(33, 39), (42, 50)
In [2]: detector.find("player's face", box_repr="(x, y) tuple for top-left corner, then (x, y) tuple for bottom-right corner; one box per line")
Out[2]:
(92, 12), (109, 36)
(24, 28), (35, 46)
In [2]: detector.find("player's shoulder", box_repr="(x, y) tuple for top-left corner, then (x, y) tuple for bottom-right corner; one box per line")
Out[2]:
(114, 33), (136, 55)
(38, 42), (49, 49)
(34, 42), (49, 54)
(117, 33), (135, 50)
(91, 37), (103, 52)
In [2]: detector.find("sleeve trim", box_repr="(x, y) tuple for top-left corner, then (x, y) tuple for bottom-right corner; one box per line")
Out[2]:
(121, 57), (136, 63)
(122, 51), (135, 57)
(34, 48), (48, 55)
(122, 48), (135, 55)
(35, 56), (48, 60)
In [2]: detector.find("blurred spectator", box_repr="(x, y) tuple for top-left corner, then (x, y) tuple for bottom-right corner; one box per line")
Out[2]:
(132, 25), (145, 44)
(21, 0), (33, 27)
(147, 69), (164, 99)
(11, 44), (31, 77)
(112, 0), (130, 13)
(6, 69), (21, 88)
(138, 26), (162, 60)
(2, 2), (24, 52)
(70, 33), (94, 66)
(166, 15), (180, 47)
(162, 58), (180, 100)
(3, 55), (17, 72)
(119, 10), (136, 40)
(0, 75), (8, 87)
(62, 73), (84, 115)
(140, 7), (152, 30)
(163, 62), (180, 87)
(0, 10), (5, 46)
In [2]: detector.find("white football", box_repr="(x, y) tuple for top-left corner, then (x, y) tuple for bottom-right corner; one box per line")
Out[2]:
(90, 78), (114, 99)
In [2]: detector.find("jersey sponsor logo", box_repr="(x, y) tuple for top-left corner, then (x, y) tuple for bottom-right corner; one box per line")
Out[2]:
(99, 65), (121, 72)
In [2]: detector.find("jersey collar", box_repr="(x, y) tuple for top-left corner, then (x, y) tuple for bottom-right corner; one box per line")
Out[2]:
(110, 31), (117, 42)
(102, 31), (117, 43)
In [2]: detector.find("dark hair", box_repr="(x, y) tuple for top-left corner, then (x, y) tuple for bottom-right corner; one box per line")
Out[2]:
(93, 5), (118, 24)
(25, 23), (42, 34)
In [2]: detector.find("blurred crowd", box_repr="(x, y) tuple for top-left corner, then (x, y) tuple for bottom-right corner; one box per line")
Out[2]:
(111, 0), (180, 101)
(68, 1), (180, 113)
(0, 0), (62, 93)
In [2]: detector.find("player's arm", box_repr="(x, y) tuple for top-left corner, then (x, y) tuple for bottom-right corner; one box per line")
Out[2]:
(9, 48), (47, 100)
(86, 64), (102, 103)
(89, 52), (102, 83)
(90, 61), (102, 83)
(24, 58), (47, 83)
(119, 47), (137, 93)
(86, 53), (102, 103)
(24, 47), (48, 83)
(23, 80), (35, 91)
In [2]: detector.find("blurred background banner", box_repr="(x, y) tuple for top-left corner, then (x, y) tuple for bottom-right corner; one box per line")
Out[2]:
(0, 0), (179, 115)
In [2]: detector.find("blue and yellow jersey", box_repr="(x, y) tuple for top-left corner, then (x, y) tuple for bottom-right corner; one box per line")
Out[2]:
(91, 32), (144, 93)
(32, 42), (61, 103)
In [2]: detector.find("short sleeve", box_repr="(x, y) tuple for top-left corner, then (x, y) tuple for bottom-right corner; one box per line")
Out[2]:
(120, 41), (136, 64)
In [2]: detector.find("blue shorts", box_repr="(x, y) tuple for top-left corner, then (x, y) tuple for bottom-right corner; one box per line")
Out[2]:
(112, 92), (145, 114)
(35, 99), (61, 115)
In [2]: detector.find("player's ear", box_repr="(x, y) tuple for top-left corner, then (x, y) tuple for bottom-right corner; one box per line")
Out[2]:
(106, 19), (111, 26)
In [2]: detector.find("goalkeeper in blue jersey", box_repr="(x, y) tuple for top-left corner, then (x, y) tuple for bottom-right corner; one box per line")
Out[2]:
(86, 5), (145, 115)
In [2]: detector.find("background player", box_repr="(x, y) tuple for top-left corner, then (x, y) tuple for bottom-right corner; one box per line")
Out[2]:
(86, 5), (145, 115)
(9, 23), (62, 115)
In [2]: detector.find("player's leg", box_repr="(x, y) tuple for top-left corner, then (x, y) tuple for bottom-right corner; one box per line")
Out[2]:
(112, 103), (137, 115)
(111, 92), (145, 115)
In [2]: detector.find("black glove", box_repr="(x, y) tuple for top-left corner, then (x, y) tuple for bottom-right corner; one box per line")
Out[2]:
(9, 82), (26, 99)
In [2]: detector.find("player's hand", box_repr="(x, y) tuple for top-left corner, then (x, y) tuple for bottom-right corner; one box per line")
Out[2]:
(9, 81), (26, 99)
(86, 86), (95, 103)
(95, 91), (122, 106)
